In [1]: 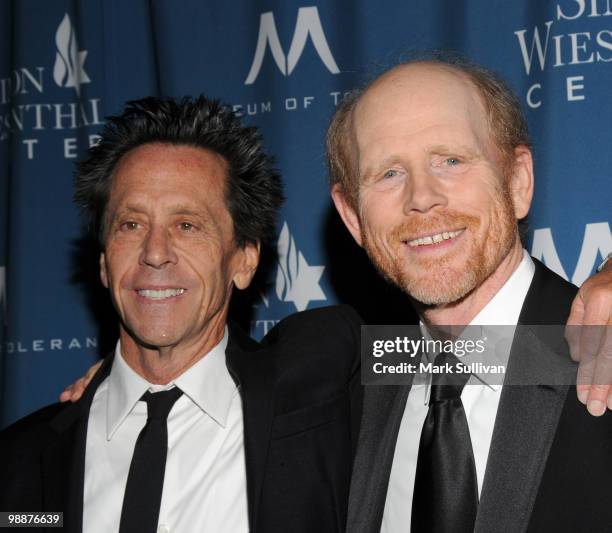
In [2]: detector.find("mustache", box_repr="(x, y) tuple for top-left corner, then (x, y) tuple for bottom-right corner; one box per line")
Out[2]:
(389, 211), (479, 242)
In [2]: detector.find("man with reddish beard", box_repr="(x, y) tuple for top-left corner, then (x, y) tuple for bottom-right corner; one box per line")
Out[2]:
(329, 57), (612, 532)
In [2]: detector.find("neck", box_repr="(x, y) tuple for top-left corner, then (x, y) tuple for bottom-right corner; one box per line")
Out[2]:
(119, 314), (227, 384)
(417, 242), (524, 327)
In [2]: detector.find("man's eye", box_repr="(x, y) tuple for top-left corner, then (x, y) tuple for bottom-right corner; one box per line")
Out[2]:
(445, 157), (461, 166)
(179, 222), (195, 231)
(120, 221), (140, 231)
(383, 169), (399, 179)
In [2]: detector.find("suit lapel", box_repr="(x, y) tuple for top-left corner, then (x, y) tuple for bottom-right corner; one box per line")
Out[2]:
(475, 331), (571, 533)
(347, 383), (411, 533)
(475, 260), (577, 533)
(225, 323), (275, 533)
(41, 356), (114, 533)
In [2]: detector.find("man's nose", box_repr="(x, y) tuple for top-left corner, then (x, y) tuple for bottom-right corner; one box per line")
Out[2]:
(402, 168), (448, 215)
(140, 225), (178, 268)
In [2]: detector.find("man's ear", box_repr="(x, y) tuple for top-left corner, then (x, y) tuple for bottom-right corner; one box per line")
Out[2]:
(331, 184), (364, 247)
(508, 145), (534, 220)
(99, 252), (109, 288)
(232, 240), (260, 290)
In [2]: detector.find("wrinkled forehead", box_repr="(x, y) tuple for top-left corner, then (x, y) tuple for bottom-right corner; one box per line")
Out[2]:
(352, 63), (492, 150)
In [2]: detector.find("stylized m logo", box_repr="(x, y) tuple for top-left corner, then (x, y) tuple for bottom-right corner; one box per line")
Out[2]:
(245, 6), (339, 85)
(531, 222), (612, 285)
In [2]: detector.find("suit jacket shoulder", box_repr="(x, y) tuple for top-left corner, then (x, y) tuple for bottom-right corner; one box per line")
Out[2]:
(256, 305), (363, 532)
(262, 304), (362, 429)
(519, 258), (578, 325)
(0, 359), (109, 522)
(0, 402), (70, 484)
(1, 402), (65, 446)
(263, 304), (363, 351)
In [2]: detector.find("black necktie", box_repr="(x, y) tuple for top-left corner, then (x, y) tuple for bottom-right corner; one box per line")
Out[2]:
(411, 352), (478, 533)
(119, 387), (183, 533)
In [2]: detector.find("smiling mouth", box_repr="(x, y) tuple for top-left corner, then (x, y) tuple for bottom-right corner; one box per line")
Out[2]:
(137, 288), (186, 300)
(404, 228), (465, 247)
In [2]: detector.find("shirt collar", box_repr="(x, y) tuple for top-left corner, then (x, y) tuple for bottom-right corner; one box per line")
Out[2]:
(470, 249), (535, 326)
(106, 328), (234, 440)
(416, 250), (535, 393)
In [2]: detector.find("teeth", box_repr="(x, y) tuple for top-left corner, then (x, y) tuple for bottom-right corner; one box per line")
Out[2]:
(407, 229), (463, 247)
(138, 288), (185, 300)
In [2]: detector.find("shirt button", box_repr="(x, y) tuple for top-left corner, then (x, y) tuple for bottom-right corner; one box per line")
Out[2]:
(157, 525), (170, 533)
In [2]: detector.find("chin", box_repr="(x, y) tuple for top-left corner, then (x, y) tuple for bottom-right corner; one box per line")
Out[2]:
(123, 323), (180, 350)
(401, 272), (477, 306)
(396, 265), (481, 306)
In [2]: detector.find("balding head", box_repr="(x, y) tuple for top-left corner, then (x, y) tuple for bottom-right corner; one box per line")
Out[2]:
(327, 58), (530, 208)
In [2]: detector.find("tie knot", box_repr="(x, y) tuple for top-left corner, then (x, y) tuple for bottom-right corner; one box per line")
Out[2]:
(430, 352), (471, 403)
(141, 387), (183, 420)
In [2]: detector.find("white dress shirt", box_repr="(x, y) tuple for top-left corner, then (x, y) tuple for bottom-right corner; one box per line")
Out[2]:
(381, 250), (535, 532)
(83, 329), (248, 533)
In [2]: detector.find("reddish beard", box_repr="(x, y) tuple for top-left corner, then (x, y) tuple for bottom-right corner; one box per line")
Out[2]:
(360, 186), (518, 306)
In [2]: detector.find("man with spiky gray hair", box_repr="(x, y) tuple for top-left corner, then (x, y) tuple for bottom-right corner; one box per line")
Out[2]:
(0, 95), (361, 533)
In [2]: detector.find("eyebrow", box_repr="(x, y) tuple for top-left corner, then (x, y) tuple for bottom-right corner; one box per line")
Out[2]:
(120, 203), (202, 213)
(428, 144), (481, 159)
(111, 204), (210, 221)
(114, 204), (147, 216)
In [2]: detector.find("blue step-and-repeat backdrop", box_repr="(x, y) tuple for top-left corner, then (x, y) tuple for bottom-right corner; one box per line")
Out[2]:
(1, 0), (611, 427)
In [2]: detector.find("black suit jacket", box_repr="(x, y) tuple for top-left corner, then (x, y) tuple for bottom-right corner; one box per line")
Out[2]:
(347, 259), (612, 533)
(0, 305), (362, 533)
